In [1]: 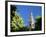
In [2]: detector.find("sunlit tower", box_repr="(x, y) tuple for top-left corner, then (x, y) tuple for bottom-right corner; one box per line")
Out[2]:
(29, 12), (35, 30)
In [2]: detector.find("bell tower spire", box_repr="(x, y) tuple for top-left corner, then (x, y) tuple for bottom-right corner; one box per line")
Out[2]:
(29, 12), (35, 30)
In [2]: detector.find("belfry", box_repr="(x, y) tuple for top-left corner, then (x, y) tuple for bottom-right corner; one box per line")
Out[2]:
(29, 12), (35, 30)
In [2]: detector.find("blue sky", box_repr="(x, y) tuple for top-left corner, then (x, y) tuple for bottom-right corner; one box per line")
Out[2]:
(15, 5), (42, 26)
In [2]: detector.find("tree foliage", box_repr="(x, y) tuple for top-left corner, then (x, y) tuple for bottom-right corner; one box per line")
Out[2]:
(10, 5), (24, 32)
(35, 16), (42, 30)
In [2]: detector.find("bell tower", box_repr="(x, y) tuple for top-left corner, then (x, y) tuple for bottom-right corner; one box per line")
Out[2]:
(29, 12), (35, 30)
